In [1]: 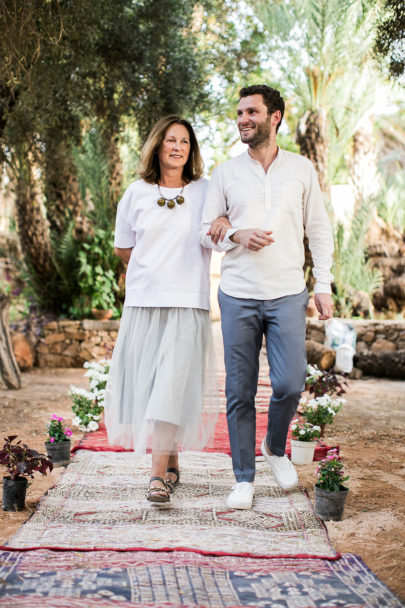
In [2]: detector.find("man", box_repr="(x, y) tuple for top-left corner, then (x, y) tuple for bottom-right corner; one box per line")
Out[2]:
(200, 84), (334, 510)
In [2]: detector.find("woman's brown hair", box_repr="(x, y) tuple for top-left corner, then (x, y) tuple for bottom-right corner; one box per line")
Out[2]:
(139, 115), (204, 184)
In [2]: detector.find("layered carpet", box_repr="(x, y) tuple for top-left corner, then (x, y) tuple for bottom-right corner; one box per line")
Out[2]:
(0, 549), (403, 608)
(71, 417), (337, 461)
(4, 451), (338, 559)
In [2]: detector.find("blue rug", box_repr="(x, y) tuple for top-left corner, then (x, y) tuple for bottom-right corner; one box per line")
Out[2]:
(0, 550), (403, 607)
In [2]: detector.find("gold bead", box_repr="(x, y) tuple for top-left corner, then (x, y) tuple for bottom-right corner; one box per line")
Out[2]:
(157, 198), (166, 207)
(167, 200), (175, 209)
(176, 195), (184, 204)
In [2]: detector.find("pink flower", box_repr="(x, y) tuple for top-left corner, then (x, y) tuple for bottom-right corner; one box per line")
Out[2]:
(51, 414), (59, 420)
(49, 437), (55, 443)
(64, 428), (72, 437)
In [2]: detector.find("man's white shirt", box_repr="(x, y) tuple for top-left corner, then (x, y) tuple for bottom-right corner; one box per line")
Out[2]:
(199, 149), (334, 300)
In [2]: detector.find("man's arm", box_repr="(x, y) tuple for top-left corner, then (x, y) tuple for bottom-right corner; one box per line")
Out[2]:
(303, 163), (334, 319)
(114, 247), (133, 264)
(303, 163), (334, 294)
(199, 168), (239, 252)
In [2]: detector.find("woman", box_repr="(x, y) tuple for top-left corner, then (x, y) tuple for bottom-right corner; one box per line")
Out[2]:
(104, 115), (219, 503)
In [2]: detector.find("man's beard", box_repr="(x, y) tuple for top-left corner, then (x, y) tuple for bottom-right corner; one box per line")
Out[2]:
(240, 118), (272, 148)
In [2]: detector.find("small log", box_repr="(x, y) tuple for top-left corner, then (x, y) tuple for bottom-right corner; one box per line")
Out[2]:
(354, 350), (405, 380)
(306, 339), (336, 370)
(11, 332), (35, 370)
(0, 293), (22, 389)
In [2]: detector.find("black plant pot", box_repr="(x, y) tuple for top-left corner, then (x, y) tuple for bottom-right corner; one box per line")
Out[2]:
(2, 476), (28, 511)
(45, 439), (71, 467)
(314, 485), (349, 521)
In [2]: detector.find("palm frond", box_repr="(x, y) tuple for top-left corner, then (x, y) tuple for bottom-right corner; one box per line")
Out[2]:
(332, 197), (383, 314)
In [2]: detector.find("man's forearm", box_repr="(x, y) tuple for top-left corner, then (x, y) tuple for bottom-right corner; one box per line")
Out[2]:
(114, 247), (133, 263)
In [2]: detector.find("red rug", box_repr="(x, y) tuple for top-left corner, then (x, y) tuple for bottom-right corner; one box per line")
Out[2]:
(72, 415), (337, 461)
(72, 367), (337, 459)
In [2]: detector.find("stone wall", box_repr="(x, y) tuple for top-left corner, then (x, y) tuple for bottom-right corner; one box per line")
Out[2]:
(306, 319), (405, 352)
(17, 317), (405, 375)
(306, 319), (405, 379)
(37, 320), (119, 368)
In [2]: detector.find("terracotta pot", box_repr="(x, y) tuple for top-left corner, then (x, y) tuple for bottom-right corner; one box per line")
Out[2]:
(91, 308), (113, 321)
(314, 485), (349, 521)
(291, 439), (317, 465)
(2, 476), (28, 511)
(45, 439), (71, 467)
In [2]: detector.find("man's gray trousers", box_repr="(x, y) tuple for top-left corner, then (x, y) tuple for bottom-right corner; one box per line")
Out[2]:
(218, 287), (309, 482)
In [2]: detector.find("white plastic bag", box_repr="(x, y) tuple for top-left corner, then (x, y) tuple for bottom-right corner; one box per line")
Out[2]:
(325, 319), (357, 373)
(335, 343), (355, 373)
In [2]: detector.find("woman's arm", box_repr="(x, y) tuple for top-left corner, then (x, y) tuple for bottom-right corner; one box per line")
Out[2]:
(114, 247), (133, 264)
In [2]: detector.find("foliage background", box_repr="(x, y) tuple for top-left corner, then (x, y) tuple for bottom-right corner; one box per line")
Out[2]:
(0, 0), (404, 319)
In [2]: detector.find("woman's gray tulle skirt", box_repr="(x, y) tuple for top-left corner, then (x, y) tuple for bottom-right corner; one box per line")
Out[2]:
(104, 306), (220, 455)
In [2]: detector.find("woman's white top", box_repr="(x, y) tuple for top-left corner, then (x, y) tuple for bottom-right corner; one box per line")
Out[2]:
(114, 178), (211, 309)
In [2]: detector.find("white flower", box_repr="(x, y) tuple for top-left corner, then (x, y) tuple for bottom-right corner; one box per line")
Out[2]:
(69, 385), (94, 400)
(88, 421), (99, 431)
(72, 416), (81, 426)
(91, 415), (100, 421)
(313, 425), (321, 431)
(299, 429), (306, 435)
(291, 424), (297, 430)
(306, 364), (322, 380)
(79, 424), (87, 432)
(299, 396), (307, 406)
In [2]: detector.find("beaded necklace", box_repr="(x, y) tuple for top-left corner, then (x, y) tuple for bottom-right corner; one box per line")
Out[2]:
(156, 184), (185, 209)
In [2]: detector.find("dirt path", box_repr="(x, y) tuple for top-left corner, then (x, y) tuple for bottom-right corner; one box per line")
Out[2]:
(0, 363), (404, 601)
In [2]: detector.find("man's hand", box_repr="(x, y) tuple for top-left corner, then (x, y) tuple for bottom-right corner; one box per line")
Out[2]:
(207, 216), (232, 244)
(231, 228), (274, 251)
(314, 293), (334, 320)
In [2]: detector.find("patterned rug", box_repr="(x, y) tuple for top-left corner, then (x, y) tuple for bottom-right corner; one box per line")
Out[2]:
(4, 451), (338, 559)
(72, 416), (338, 461)
(0, 550), (403, 607)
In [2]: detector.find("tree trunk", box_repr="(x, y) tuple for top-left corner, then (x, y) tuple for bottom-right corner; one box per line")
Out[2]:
(43, 134), (82, 236)
(306, 339), (336, 370)
(13, 161), (56, 284)
(0, 294), (21, 389)
(296, 109), (329, 194)
(350, 117), (379, 208)
(105, 134), (123, 206)
(354, 351), (405, 380)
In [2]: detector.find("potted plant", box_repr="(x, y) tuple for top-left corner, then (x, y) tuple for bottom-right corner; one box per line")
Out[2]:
(305, 364), (347, 398)
(69, 385), (104, 432)
(290, 420), (321, 464)
(314, 448), (349, 521)
(83, 359), (109, 406)
(0, 436), (53, 511)
(300, 394), (345, 437)
(44, 415), (73, 467)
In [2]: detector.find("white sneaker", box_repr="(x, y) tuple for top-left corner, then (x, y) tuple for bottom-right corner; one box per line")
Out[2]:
(226, 482), (255, 510)
(260, 438), (298, 491)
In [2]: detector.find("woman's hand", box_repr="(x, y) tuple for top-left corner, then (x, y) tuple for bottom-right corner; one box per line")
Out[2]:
(207, 216), (232, 245)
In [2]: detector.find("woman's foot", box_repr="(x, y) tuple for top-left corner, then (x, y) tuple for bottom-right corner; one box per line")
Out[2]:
(165, 468), (180, 493)
(146, 476), (170, 503)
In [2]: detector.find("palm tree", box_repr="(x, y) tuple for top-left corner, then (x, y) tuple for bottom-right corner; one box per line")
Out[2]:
(251, 0), (387, 192)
